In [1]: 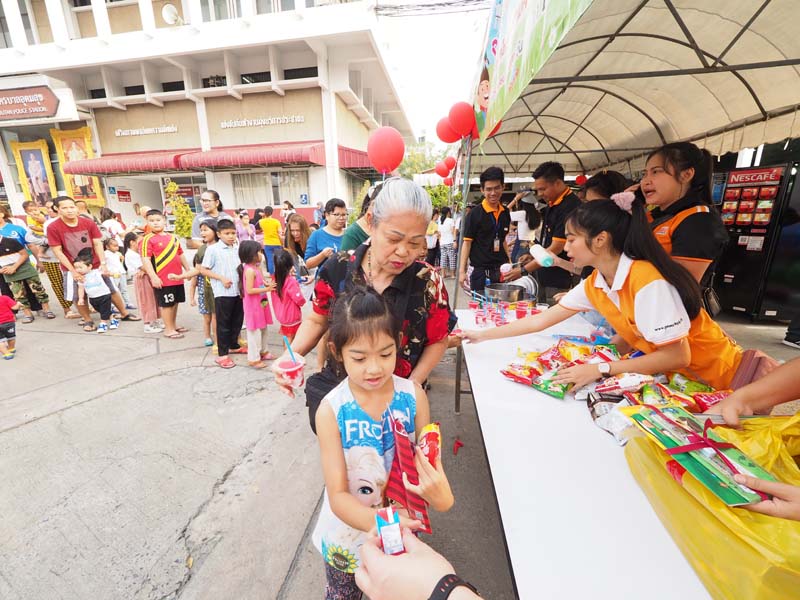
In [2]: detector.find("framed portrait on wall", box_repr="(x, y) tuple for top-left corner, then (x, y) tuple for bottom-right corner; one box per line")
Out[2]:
(50, 126), (105, 207)
(9, 139), (58, 207)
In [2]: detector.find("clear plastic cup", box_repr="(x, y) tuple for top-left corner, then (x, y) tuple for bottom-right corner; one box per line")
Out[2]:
(536, 303), (550, 312)
(277, 356), (305, 388)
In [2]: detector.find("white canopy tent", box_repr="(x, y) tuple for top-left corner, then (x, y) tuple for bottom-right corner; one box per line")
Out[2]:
(469, 0), (800, 178)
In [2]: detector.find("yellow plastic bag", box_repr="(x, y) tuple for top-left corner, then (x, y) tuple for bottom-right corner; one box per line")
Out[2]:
(625, 414), (800, 600)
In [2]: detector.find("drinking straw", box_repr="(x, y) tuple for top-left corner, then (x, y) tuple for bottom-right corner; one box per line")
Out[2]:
(283, 336), (297, 364)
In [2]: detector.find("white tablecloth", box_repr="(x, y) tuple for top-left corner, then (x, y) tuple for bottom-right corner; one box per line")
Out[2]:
(456, 309), (709, 600)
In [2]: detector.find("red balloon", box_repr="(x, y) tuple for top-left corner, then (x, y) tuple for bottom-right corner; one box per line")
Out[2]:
(434, 162), (450, 178)
(367, 126), (405, 174)
(436, 117), (460, 144)
(575, 174), (588, 186)
(449, 102), (476, 137)
(444, 177), (454, 186)
(444, 156), (456, 170)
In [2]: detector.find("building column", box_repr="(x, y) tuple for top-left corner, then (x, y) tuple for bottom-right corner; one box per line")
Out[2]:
(186, 0), (203, 26)
(137, 0), (156, 32)
(1, 0), (30, 48)
(43, 0), (70, 44)
(90, 0), (112, 37)
(320, 87), (341, 200)
(195, 98), (211, 151)
(0, 141), (23, 214)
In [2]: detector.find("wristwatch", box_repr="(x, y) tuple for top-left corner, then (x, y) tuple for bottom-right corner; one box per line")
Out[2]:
(598, 362), (611, 376)
(429, 574), (479, 600)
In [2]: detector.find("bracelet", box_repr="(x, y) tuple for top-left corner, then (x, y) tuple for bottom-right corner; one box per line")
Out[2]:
(428, 574), (478, 600)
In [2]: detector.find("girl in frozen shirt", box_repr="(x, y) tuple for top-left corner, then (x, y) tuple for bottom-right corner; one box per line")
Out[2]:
(313, 287), (454, 599)
(461, 193), (744, 391)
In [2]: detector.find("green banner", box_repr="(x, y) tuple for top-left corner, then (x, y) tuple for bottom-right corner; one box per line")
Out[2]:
(476, 0), (595, 143)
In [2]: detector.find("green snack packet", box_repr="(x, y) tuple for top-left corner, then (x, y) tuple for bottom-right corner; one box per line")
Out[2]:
(641, 383), (667, 404)
(668, 372), (713, 394)
(531, 372), (569, 399)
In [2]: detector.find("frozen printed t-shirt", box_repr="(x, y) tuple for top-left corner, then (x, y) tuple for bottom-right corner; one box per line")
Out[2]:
(312, 375), (417, 574)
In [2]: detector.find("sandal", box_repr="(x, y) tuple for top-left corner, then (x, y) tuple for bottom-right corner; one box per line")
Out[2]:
(44, 311), (56, 319)
(163, 332), (185, 339)
(176, 326), (189, 333)
(121, 314), (141, 321)
(229, 347), (249, 354)
(83, 322), (97, 332)
(21, 315), (34, 324)
(260, 352), (277, 361)
(215, 356), (235, 369)
(248, 360), (267, 369)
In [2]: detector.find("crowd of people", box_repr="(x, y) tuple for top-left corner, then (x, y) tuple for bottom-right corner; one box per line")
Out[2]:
(2, 140), (800, 600)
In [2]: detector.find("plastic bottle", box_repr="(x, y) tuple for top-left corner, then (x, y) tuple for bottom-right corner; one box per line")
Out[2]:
(531, 244), (554, 267)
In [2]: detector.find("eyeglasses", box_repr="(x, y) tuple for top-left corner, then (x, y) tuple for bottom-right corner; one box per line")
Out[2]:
(330, 212), (348, 218)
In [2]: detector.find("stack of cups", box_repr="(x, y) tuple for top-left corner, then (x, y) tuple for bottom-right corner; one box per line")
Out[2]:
(516, 301), (529, 319)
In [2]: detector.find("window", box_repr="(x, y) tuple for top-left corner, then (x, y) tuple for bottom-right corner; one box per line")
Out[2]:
(284, 67), (318, 80)
(200, 0), (241, 21)
(0, 0), (36, 48)
(124, 85), (145, 96)
(90, 88), (107, 99)
(72, 0), (129, 7)
(162, 81), (185, 92)
(256, 0), (272, 14)
(202, 75), (227, 88)
(232, 170), (309, 209)
(241, 71), (271, 85)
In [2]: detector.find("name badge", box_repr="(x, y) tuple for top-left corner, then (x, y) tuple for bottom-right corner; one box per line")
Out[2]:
(493, 238), (500, 252)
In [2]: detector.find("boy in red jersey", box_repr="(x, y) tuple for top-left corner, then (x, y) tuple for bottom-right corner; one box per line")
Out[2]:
(140, 209), (190, 339)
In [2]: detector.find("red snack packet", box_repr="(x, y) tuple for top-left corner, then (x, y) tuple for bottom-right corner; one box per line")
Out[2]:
(418, 423), (441, 467)
(693, 390), (732, 412)
(501, 363), (543, 385)
(537, 344), (569, 371)
(595, 373), (654, 394)
(656, 383), (701, 413)
(623, 391), (643, 405)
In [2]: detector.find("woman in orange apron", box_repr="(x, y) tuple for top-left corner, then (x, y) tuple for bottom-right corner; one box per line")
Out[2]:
(461, 193), (743, 391)
(639, 142), (727, 284)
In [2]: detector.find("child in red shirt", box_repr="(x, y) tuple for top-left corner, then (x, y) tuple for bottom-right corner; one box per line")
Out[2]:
(0, 294), (21, 359)
(139, 209), (190, 339)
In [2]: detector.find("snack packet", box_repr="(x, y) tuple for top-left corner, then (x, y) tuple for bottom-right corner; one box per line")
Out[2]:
(595, 373), (654, 394)
(418, 422), (441, 467)
(531, 371), (569, 399)
(500, 363), (543, 385)
(623, 390), (643, 405)
(641, 383), (668, 405)
(668, 372), (713, 395)
(587, 392), (633, 445)
(558, 340), (593, 362)
(693, 389), (732, 412)
(659, 384), (701, 412)
(536, 344), (569, 371)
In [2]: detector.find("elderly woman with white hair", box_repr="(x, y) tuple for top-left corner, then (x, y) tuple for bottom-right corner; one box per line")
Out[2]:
(273, 177), (456, 432)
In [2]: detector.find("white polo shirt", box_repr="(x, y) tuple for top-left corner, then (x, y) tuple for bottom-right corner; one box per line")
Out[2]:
(559, 253), (691, 347)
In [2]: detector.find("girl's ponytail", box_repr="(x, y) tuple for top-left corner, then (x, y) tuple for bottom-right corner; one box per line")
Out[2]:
(623, 197), (702, 319)
(568, 195), (703, 320)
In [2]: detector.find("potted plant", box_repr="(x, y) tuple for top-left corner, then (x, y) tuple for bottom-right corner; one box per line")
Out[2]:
(164, 181), (193, 245)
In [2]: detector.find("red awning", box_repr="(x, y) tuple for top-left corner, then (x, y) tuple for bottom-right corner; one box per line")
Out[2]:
(338, 146), (371, 169)
(179, 142), (327, 170)
(63, 150), (195, 175)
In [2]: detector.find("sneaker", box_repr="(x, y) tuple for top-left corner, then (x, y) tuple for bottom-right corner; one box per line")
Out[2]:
(109, 318), (120, 330)
(125, 304), (137, 310)
(782, 337), (800, 350)
(143, 324), (162, 333)
(3, 352), (13, 360)
(204, 338), (214, 347)
(156, 319), (166, 329)
(97, 322), (109, 334)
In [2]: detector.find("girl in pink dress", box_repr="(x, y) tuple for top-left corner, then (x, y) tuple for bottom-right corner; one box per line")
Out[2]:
(271, 249), (306, 342)
(237, 240), (276, 369)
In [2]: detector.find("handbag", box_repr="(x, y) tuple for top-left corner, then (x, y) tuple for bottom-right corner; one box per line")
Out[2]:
(702, 270), (722, 317)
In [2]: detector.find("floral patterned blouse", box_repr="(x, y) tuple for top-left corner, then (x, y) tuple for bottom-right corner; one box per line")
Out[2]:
(312, 242), (456, 377)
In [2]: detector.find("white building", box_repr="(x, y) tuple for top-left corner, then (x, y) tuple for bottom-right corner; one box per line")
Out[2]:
(0, 0), (412, 223)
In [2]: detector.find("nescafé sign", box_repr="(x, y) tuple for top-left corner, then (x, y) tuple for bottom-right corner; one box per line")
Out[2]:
(0, 86), (60, 121)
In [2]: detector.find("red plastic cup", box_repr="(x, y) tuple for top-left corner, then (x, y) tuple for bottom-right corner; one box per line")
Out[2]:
(468, 300), (479, 310)
(277, 356), (305, 388)
(516, 306), (527, 319)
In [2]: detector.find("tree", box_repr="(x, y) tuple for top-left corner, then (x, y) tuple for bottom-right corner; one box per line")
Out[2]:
(425, 184), (462, 211)
(398, 141), (449, 179)
(164, 181), (193, 239)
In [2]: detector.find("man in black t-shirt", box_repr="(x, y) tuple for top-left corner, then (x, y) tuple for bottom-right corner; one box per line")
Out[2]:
(458, 167), (511, 293)
(505, 162), (581, 301)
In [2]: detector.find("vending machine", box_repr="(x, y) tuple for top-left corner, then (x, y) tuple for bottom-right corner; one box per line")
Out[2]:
(713, 164), (800, 321)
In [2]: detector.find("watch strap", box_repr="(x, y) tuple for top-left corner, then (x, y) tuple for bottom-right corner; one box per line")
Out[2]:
(428, 574), (478, 600)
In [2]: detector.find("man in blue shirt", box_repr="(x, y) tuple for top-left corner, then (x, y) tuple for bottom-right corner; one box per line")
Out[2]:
(305, 198), (347, 269)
